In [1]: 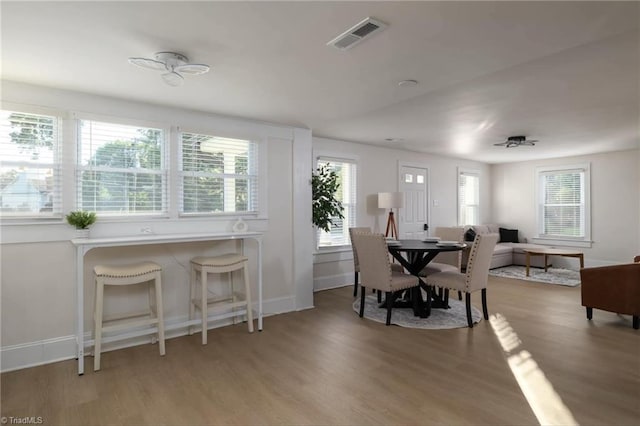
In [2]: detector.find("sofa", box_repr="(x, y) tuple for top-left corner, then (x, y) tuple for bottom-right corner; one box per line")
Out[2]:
(462, 224), (549, 269)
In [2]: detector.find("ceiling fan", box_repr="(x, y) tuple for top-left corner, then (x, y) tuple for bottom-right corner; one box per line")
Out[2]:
(493, 135), (538, 148)
(128, 52), (210, 87)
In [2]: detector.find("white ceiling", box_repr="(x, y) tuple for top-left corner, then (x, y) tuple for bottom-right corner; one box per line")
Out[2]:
(2, 1), (639, 163)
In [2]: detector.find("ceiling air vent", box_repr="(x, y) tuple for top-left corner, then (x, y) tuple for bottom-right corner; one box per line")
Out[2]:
(327, 17), (387, 51)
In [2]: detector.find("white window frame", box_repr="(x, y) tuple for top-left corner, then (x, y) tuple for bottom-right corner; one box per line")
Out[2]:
(177, 130), (259, 217)
(315, 155), (358, 251)
(533, 163), (592, 248)
(0, 105), (64, 220)
(75, 114), (169, 218)
(1, 105), (271, 244)
(457, 168), (480, 226)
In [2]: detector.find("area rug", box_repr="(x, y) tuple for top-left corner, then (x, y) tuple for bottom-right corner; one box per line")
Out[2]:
(489, 265), (580, 287)
(352, 294), (482, 329)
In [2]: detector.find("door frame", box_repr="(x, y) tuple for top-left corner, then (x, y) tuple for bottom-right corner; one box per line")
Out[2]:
(397, 160), (432, 237)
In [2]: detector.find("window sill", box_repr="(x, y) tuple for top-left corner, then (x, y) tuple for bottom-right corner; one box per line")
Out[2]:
(531, 237), (593, 248)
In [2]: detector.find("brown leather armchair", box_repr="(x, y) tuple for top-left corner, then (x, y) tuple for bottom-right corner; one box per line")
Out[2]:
(580, 257), (640, 329)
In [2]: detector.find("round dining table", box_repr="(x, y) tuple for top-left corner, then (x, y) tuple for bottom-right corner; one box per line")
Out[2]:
(386, 239), (467, 318)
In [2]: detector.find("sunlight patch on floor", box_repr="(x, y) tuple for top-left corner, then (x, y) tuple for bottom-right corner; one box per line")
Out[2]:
(490, 313), (579, 426)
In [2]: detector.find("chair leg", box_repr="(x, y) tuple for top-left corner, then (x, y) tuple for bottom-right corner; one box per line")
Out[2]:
(377, 290), (382, 304)
(633, 315), (639, 330)
(353, 271), (359, 297)
(359, 286), (366, 317)
(458, 291), (462, 301)
(481, 288), (489, 320)
(586, 307), (593, 320)
(465, 293), (473, 328)
(444, 289), (449, 307)
(385, 291), (393, 325)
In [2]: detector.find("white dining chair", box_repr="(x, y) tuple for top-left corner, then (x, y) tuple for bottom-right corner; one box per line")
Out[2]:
(351, 232), (419, 325)
(424, 234), (498, 327)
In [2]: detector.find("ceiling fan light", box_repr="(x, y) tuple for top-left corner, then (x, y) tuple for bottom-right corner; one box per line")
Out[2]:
(128, 57), (167, 71)
(174, 64), (210, 75)
(162, 71), (184, 87)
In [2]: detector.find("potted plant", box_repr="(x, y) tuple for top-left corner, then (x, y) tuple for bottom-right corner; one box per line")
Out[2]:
(66, 210), (97, 238)
(312, 163), (344, 232)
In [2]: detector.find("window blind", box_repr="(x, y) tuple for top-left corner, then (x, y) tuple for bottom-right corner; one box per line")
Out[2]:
(540, 168), (585, 237)
(316, 157), (357, 247)
(458, 170), (479, 226)
(77, 120), (166, 215)
(0, 110), (62, 217)
(179, 132), (258, 214)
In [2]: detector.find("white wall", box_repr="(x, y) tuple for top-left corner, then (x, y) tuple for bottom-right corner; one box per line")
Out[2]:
(312, 137), (491, 291)
(0, 81), (313, 371)
(491, 149), (640, 266)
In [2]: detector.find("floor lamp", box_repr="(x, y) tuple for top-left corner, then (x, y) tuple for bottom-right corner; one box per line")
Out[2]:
(378, 192), (404, 239)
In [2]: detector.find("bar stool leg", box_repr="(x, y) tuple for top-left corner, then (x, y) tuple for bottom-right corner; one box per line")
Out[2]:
(154, 271), (166, 356)
(243, 262), (254, 333)
(229, 271), (237, 325)
(188, 264), (196, 336)
(201, 268), (208, 345)
(148, 280), (157, 345)
(93, 277), (105, 372)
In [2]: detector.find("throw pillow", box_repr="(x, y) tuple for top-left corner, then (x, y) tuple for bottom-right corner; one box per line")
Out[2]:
(464, 228), (476, 242)
(499, 227), (519, 243)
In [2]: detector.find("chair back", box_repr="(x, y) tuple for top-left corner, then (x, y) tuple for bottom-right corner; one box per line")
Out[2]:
(464, 233), (499, 292)
(349, 227), (371, 272)
(433, 227), (464, 269)
(351, 232), (393, 292)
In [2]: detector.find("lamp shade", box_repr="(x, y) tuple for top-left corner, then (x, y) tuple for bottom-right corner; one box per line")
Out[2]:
(378, 192), (404, 209)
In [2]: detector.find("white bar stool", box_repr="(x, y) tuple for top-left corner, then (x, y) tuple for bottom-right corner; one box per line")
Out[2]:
(190, 253), (254, 345)
(93, 261), (166, 371)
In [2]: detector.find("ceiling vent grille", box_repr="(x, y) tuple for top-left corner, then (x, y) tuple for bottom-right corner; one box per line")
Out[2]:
(327, 17), (387, 51)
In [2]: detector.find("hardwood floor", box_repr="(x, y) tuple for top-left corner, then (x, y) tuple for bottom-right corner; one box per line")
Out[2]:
(2, 276), (639, 425)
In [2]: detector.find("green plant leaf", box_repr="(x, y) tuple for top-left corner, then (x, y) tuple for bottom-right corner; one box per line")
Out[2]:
(311, 163), (344, 232)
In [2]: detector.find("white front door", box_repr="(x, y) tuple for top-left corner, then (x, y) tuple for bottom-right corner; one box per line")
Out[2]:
(398, 165), (429, 239)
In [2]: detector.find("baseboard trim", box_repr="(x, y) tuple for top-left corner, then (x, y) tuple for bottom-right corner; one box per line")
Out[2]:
(0, 295), (296, 373)
(313, 273), (352, 292)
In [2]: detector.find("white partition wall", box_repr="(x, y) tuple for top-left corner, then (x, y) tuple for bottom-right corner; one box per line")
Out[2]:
(0, 81), (313, 372)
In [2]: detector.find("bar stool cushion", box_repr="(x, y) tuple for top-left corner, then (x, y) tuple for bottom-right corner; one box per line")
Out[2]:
(191, 254), (248, 268)
(94, 261), (161, 278)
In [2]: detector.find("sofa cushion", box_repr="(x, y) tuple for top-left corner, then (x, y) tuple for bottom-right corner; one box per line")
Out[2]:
(499, 227), (519, 243)
(502, 242), (548, 254)
(472, 225), (490, 235)
(494, 244), (514, 255)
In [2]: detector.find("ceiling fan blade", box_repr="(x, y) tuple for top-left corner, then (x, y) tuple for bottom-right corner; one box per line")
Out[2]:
(174, 64), (210, 75)
(161, 71), (184, 87)
(128, 57), (167, 71)
(493, 142), (508, 146)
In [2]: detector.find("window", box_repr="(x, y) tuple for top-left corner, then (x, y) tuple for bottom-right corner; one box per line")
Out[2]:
(316, 157), (357, 248)
(179, 132), (258, 214)
(458, 169), (479, 226)
(0, 110), (61, 217)
(536, 164), (590, 243)
(77, 119), (167, 215)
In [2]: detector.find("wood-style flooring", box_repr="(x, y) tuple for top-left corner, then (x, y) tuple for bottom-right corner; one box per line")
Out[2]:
(2, 275), (639, 425)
